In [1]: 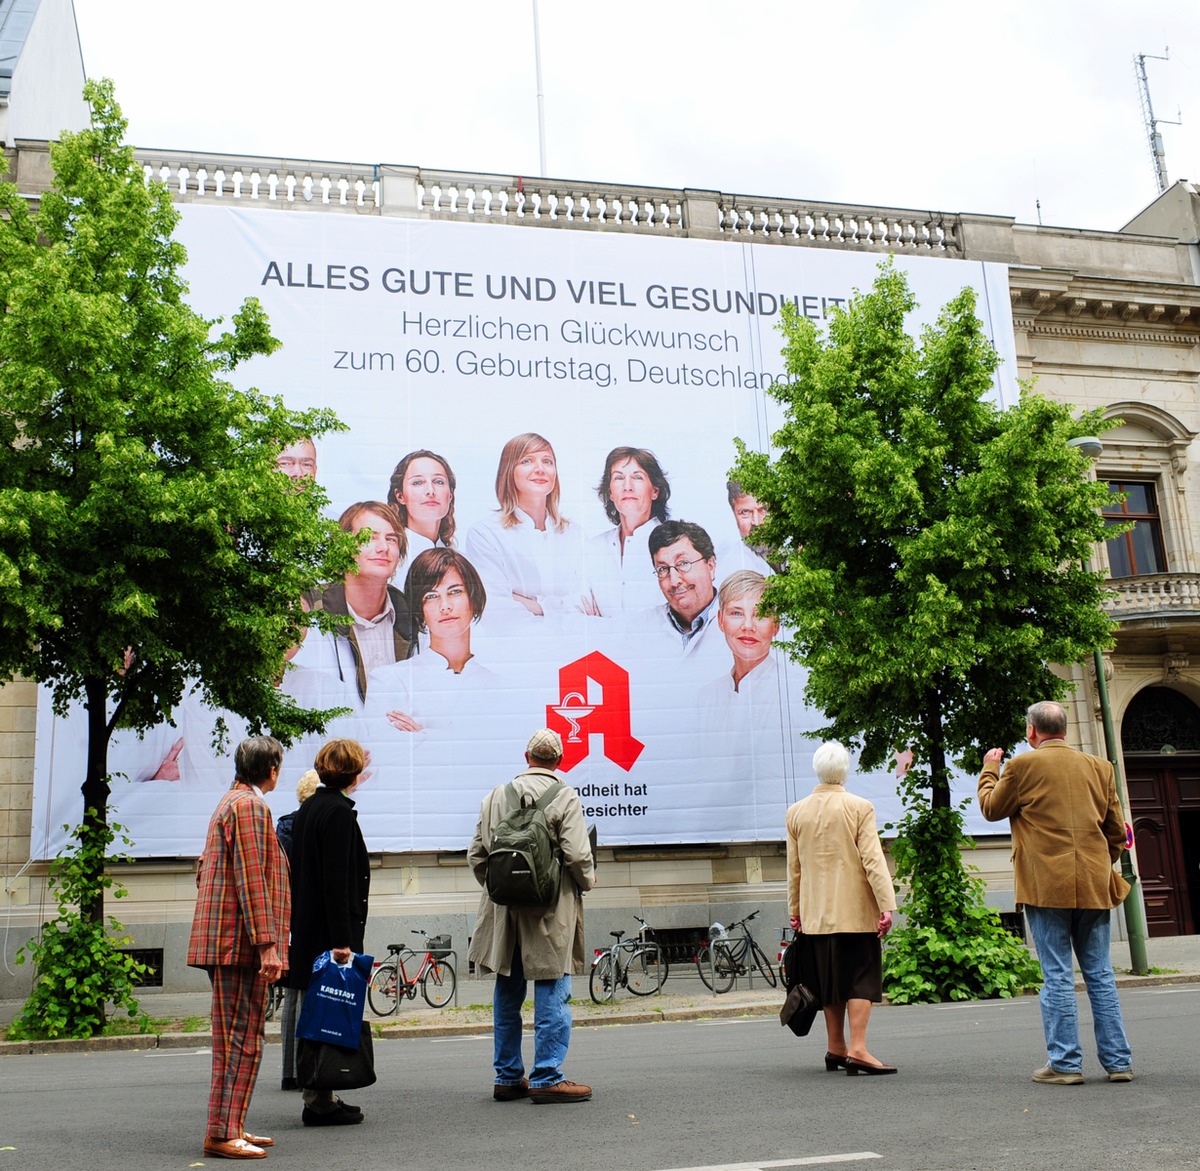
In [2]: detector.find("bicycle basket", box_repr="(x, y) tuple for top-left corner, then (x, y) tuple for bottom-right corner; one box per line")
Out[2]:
(428, 934), (452, 959)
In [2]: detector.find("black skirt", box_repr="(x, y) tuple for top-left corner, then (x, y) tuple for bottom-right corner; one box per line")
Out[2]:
(799, 932), (883, 1004)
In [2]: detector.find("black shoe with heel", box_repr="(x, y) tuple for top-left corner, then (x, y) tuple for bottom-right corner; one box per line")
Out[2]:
(845, 1057), (897, 1076)
(824, 1052), (849, 1071)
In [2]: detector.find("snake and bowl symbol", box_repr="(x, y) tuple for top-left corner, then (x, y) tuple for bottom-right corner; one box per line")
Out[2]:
(549, 691), (595, 743)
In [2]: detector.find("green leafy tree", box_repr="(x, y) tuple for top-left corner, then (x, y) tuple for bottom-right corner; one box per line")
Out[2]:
(732, 261), (1116, 1001)
(0, 80), (358, 1029)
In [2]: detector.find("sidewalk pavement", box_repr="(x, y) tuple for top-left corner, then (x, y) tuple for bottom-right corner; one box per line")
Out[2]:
(2, 934), (1197, 1053)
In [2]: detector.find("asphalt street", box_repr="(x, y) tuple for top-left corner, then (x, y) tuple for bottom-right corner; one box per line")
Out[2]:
(2, 981), (1197, 1171)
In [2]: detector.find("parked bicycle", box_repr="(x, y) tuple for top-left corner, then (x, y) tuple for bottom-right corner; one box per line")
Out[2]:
(367, 929), (457, 1014)
(777, 925), (793, 986)
(264, 981), (285, 1022)
(589, 915), (668, 1003)
(694, 910), (778, 993)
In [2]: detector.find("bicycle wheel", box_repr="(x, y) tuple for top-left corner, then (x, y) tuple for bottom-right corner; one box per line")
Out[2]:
(263, 983), (283, 1022)
(421, 959), (456, 1007)
(368, 962), (401, 1016)
(694, 942), (736, 993)
(589, 953), (616, 1003)
(749, 938), (779, 988)
(626, 944), (667, 995)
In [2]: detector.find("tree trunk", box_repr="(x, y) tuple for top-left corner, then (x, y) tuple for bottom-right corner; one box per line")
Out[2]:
(80, 676), (111, 929)
(923, 692), (950, 811)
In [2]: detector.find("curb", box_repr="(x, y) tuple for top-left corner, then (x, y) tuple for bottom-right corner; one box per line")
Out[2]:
(2, 973), (1195, 1054)
(0, 998), (785, 1052)
(1112, 972), (1196, 989)
(374, 997), (779, 1040)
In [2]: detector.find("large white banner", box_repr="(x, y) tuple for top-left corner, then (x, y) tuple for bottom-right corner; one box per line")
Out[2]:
(31, 206), (1017, 859)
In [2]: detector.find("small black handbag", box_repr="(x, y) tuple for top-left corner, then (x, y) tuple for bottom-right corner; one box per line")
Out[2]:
(296, 1021), (377, 1090)
(780, 979), (820, 1036)
(779, 934), (821, 1037)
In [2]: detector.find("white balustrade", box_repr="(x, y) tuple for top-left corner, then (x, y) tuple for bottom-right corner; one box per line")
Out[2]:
(1106, 573), (1200, 619)
(414, 170), (685, 232)
(716, 198), (963, 254)
(129, 148), (969, 257)
(135, 150), (381, 210)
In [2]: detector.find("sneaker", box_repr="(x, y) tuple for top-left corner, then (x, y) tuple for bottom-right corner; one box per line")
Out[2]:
(302, 1105), (365, 1126)
(1106, 1069), (1134, 1082)
(1031, 1065), (1084, 1085)
(494, 1079), (530, 1101)
(529, 1079), (593, 1104)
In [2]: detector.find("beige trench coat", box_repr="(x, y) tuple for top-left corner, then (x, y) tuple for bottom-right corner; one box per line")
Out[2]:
(467, 767), (596, 981)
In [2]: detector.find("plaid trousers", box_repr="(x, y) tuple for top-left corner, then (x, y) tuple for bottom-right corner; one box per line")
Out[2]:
(208, 965), (269, 1140)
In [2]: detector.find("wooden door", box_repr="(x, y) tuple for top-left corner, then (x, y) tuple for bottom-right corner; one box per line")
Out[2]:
(1124, 762), (1200, 936)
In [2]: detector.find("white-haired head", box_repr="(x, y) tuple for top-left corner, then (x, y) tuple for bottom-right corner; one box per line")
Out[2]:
(813, 740), (850, 786)
(296, 769), (320, 804)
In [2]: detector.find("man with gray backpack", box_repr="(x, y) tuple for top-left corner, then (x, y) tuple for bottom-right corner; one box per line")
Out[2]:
(467, 728), (596, 1103)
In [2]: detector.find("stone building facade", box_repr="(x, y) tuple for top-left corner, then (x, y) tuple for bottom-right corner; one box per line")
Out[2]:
(2, 126), (1199, 992)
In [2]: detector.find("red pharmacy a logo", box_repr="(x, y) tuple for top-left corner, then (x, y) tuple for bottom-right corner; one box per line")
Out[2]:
(546, 651), (644, 772)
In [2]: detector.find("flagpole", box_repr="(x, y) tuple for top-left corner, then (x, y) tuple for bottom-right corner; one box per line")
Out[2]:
(532, 0), (547, 176)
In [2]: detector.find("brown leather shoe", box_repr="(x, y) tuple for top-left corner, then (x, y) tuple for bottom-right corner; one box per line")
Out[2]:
(529, 1079), (593, 1104)
(493, 1079), (530, 1101)
(203, 1137), (267, 1159)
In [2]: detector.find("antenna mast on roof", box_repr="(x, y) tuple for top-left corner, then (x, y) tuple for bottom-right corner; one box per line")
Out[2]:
(1134, 50), (1179, 195)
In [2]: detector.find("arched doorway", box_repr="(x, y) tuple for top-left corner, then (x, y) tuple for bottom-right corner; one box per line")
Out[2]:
(1122, 686), (1200, 936)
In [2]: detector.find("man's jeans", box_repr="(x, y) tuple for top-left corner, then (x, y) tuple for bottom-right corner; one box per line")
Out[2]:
(493, 945), (572, 1089)
(1024, 905), (1132, 1074)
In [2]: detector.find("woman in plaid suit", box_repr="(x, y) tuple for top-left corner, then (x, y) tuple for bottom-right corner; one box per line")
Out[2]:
(188, 736), (291, 1160)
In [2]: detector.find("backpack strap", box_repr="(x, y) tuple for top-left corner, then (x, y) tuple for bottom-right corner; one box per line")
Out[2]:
(527, 781), (564, 812)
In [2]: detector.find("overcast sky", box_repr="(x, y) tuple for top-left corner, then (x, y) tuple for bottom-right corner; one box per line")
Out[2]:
(71, 0), (1200, 233)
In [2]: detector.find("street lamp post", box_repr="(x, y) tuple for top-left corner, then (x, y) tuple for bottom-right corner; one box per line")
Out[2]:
(1068, 436), (1150, 975)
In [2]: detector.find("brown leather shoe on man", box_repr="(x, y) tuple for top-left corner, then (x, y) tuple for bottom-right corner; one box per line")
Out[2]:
(494, 1079), (530, 1101)
(202, 1137), (267, 1159)
(529, 1079), (592, 1104)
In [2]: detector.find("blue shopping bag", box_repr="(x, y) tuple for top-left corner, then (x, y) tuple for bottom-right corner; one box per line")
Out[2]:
(296, 950), (374, 1050)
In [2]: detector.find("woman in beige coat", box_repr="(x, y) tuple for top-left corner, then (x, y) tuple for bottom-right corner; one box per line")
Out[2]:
(786, 741), (898, 1075)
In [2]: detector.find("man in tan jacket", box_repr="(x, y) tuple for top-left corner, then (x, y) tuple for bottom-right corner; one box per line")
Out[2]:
(979, 701), (1133, 1084)
(468, 729), (596, 1104)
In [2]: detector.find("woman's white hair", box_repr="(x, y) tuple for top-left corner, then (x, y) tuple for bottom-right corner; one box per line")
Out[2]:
(813, 740), (850, 785)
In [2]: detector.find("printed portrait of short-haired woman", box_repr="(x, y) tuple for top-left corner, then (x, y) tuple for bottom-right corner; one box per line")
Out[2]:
(586, 446), (672, 617)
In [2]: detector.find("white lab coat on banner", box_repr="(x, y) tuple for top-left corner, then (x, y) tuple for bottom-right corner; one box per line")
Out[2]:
(585, 519), (663, 619)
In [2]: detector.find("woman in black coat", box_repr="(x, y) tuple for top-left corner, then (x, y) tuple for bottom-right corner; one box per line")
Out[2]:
(287, 739), (370, 1126)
